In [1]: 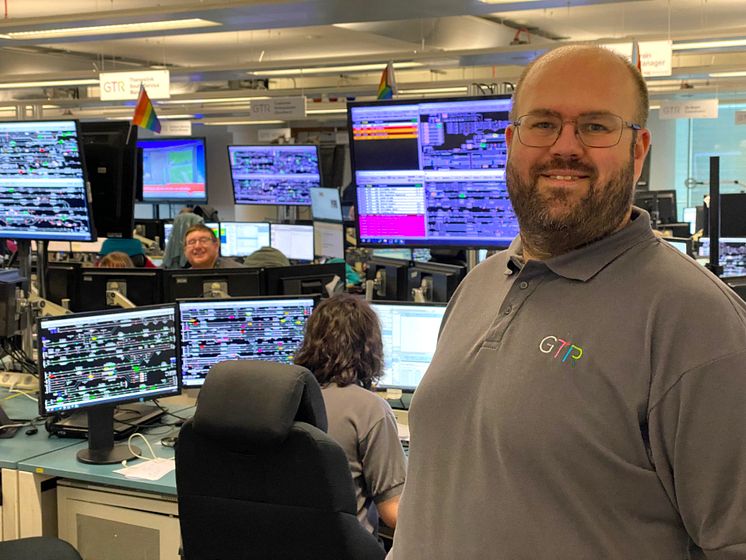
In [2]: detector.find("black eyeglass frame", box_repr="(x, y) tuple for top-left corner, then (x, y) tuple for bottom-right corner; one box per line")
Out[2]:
(511, 113), (642, 148)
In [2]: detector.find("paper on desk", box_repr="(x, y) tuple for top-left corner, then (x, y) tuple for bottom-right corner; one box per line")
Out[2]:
(113, 458), (175, 481)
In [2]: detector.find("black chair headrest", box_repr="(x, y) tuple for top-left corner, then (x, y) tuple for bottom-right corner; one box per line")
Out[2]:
(192, 360), (328, 448)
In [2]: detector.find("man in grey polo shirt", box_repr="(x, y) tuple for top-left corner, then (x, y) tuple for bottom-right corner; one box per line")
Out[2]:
(388, 46), (746, 559)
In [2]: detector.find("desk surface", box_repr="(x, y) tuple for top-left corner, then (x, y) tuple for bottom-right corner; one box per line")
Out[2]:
(0, 390), (80, 469)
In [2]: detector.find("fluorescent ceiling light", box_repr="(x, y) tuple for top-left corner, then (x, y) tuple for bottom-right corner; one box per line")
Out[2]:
(672, 38), (746, 51)
(0, 18), (220, 40)
(398, 86), (468, 94)
(709, 70), (746, 78)
(257, 62), (422, 76)
(306, 108), (347, 115)
(107, 114), (195, 121)
(202, 119), (286, 126)
(159, 96), (271, 105)
(0, 78), (99, 89)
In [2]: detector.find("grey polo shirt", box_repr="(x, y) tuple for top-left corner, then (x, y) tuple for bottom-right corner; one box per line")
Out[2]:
(389, 209), (746, 560)
(321, 383), (407, 534)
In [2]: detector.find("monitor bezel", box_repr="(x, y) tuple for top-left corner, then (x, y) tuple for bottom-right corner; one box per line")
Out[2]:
(37, 303), (182, 416)
(137, 136), (208, 204)
(369, 300), (447, 392)
(227, 144), (321, 206)
(0, 119), (97, 242)
(176, 294), (319, 387)
(347, 94), (515, 250)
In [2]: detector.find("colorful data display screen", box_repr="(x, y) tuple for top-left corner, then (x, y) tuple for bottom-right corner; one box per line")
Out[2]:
(138, 137), (207, 202)
(0, 120), (96, 241)
(348, 96), (518, 248)
(229, 145), (320, 205)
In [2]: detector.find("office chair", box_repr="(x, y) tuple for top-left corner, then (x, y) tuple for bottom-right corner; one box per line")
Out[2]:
(0, 537), (83, 560)
(175, 360), (387, 560)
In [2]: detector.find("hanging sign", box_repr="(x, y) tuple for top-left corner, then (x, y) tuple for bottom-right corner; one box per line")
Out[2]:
(99, 70), (171, 101)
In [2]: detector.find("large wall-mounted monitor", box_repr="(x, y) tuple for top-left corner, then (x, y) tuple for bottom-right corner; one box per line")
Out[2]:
(228, 145), (320, 205)
(371, 302), (446, 391)
(38, 304), (180, 463)
(347, 96), (518, 248)
(178, 296), (316, 387)
(0, 120), (96, 241)
(81, 121), (137, 238)
(698, 237), (746, 278)
(270, 223), (314, 262)
(137, 137), (207, 203)
(218, 221), (270, 257)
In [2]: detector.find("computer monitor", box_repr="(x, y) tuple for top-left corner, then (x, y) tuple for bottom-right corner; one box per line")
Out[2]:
(163, 221), (218, 247)
(80, 121), (137, 238)
(313, 221), (344, 259)
(348, 95), (518, 248)
(270, 223), (314, 261)
(634, 190), (677, 224)
(46, 261), (81, 307)
(319, 144), (346, 188)
(698, 237), (746, 278)
(75, 268), (164, 311)
(38, 304), (180, 464)
(178, 296), (316, 387)
(408, 261), (466, 303)
(218, 221), (271, 257)
(683, 207), (697, 235)
(264, 263), (345, 297)
(163, 268), (264, 301)
(310, 187), (343, 222)
(721, 193), (746, 237)
(0, 120), (96, 242)
(371, 301), (446, 391)
(367, 257), (410, 301)
(228, 145), (321, 205)
(663, 237), (692, 257)
(372, 248), (413, 262)
(137, 137), (207, 203)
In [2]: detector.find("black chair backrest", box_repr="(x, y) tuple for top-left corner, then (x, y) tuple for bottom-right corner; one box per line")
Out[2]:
(176, 360), (386, 560)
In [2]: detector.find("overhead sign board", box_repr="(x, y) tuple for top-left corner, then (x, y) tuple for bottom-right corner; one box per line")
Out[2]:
(659, 99), (719, 120)
(601, 41), (672, 77)
(99, 70), (171, 101)
(249, 97), (306, 120)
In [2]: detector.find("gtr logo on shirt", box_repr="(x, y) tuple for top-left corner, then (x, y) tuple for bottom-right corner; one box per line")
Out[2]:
(539, 335), (584, 365)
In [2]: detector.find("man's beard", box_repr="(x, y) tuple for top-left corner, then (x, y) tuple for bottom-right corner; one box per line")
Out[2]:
(506, 153), (635, 259)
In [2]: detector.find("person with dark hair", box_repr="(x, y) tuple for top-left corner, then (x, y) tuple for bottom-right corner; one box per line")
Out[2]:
(294, 293), (406, 535)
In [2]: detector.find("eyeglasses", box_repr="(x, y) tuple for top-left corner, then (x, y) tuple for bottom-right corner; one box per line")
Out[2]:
(185, 236), (216, 247)
(512, 113), (641, 148)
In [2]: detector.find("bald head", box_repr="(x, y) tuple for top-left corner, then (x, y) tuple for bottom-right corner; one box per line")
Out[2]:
(510, 46), (649, 127)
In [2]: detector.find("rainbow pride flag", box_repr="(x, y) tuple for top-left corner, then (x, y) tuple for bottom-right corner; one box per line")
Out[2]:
(132, 84), (161, 133)
(376, 62), (397, 100)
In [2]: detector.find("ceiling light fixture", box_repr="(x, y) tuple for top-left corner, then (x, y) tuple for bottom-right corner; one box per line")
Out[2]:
(107, 114), (196, 121)
(397, 86), (468, 94)
(255, 62), (422, 77)
(202, 119), (286, 126)
(709, 70), (746, 78)
(0, 78), (99, 89)
(159, 96), (271, 105)
(672, 38), (746, 51)
(305, 108), (347, 115)
(0, 18), (221, 40)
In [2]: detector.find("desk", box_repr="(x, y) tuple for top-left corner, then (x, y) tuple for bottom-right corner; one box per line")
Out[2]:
(1, 390), (194, 554)
(0, 391), (80, 541)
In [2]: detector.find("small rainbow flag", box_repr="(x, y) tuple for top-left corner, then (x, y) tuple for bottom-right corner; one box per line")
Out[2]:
(376, 62), (397, 100)
(132, 83), (161, 133)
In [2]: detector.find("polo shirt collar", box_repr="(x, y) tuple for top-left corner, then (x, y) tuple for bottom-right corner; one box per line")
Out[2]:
(504, 207), (655, 282)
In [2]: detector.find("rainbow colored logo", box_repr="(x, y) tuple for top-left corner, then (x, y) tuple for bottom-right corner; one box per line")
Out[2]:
(539, 335), (583, 365)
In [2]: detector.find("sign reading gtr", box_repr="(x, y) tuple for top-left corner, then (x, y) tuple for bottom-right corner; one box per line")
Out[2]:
(99, 70), (171, 101)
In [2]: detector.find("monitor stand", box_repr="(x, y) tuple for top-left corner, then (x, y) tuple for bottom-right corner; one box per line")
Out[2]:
(77, 406), (141, 465)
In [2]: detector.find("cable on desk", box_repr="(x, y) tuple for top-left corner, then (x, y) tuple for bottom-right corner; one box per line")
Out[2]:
(152, 398), (189, 421)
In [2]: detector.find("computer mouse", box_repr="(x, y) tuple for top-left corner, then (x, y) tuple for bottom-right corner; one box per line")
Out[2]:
(25, 427), (38, 436)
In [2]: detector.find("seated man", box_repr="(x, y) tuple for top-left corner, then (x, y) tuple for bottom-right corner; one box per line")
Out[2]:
(243, 246), (290, 268)
(183, 224), (245, 269)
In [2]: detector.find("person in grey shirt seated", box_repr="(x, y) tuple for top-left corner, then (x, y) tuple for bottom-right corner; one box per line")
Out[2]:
(182, 224), (245, 269)
(294, 294), (407, 535)
(388, 45), (746, 560)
